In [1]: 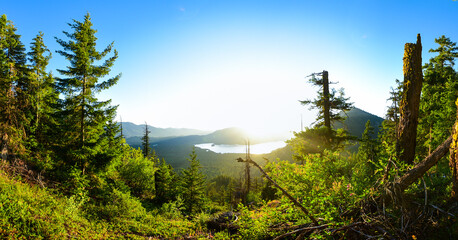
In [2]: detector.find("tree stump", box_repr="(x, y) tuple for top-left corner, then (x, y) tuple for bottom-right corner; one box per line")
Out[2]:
(397, 34), (423, 164)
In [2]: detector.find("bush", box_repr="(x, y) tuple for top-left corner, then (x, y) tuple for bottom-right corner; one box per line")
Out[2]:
(106, 148), (156, 199)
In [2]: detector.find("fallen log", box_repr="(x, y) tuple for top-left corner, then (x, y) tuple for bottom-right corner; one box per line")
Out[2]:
(395, 135), (452, 192)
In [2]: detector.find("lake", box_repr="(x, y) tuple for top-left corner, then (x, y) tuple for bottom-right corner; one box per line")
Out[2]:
(195, 141), (286, 154)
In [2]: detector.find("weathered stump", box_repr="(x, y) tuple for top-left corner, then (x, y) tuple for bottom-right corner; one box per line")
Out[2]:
(397, 34), (423, 164)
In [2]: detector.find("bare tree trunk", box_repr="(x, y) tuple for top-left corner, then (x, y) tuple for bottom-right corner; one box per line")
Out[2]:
(449, 100), (458, 199)
(395, 135), (452, 192)
(322, 70), (330, 130)
(397, 34), (423, 164)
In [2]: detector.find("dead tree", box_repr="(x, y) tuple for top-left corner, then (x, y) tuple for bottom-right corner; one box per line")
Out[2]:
(397, 34), (423, 164)
(322, 71), (331, 130)
(449, 100), (458, 199)
(243, 141), (251, 204)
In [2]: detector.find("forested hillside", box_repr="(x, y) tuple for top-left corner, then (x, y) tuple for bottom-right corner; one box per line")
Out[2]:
(1, 12), (458, 240)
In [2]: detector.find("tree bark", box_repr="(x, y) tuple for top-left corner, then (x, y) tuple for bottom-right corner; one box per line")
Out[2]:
(395, 135), (452, 192)
(397, 34), (423, 164)
(449, 99), (458, 199)
(322, 70), (330, 130)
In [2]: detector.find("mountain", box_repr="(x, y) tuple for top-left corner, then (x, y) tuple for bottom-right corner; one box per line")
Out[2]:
(120, 122), (211, 138)
(124, 127), (291, 178)
(122, 108), (383, 178)
(137, 127), (287, 147)
(333, 107), (385, 138)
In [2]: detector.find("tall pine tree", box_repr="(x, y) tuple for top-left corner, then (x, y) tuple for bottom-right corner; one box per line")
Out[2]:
(26, 32), (58, 169)
(55, 13), (121, 174)
(154, 158), (178, 204)
(0, 14), (28, 160)
(288, 70), (353, 160)
(141, 122), (152, 158)
(179, 148), (206, 215)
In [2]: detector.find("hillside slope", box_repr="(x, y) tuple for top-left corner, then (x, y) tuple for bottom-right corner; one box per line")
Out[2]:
(333, 107), (384, 138)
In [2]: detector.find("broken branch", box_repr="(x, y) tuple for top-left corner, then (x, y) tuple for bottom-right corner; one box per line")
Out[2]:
(395, 136), (452, 192)
(237, 157), (319, 225)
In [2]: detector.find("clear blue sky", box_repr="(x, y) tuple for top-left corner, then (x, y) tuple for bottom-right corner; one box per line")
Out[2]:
(2, 0), (458, 135)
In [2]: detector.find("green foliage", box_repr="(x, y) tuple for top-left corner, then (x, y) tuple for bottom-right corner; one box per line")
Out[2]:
(95, 188), (147, 221)
(55, 13), (121, 174)
(207, 175), (236, 206)
(159, 196), (185, 219)
(235, 204), (271, 239)
(0, 170), (111, 239)
(179, 148), (206, 215)
(0, 14), (29, 158)
(107, 147), (156, 199)
(357, 120), (379, 172)
(300, 73), (353, 128)
(24, 32), (59, 171)
(418, 35), (458, 159)
(155, 158), (178, 204)
(65, 165), (90, 207)
(290, 71), (354, 160)
(141, 122), (153, 158)
(287, 127), (350, 161)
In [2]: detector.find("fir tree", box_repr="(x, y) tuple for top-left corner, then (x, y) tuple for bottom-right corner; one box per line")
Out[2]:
(300, 71), (353, 129)
(55, 13), (121, 174)
(0, 14), (28, 160)
(27, 32), (54, 138)
(418, 36), (458, 157)
(154, 158), (177, 204)
(26, 32), (58, 169)
(141, 122), (152, 158)
(288, 70), (353, 159)
(179, 148), (206, 215)
(378, 79), (402, 155)
(357, 120), (378, 171)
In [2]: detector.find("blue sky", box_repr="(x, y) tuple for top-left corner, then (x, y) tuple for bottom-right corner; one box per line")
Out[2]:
(2, 0), (458, 135)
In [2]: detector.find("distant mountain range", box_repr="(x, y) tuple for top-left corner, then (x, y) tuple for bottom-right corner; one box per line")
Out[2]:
(121, 107), (384, 178)
(120, 122), (211, 139)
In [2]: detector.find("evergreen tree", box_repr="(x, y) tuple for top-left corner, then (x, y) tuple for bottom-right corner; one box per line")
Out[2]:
(141, 122), (152, 158)
(0, 14), (28, 160)
(179, 148), (206, 214)
(55, 13), (121, 174)
(27, 32), (54, 138)
(300, 71), (353, 129)
(26, 32), (58, 169)
(385, 79), (402, 128)
(101, 118), (124, 164)
(418, 36), (458, 158)
(288, 70), (353, 160)
(154, 158), (178, 204)
(378, 79), (402, 156)
(357, 120), (378, 170)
